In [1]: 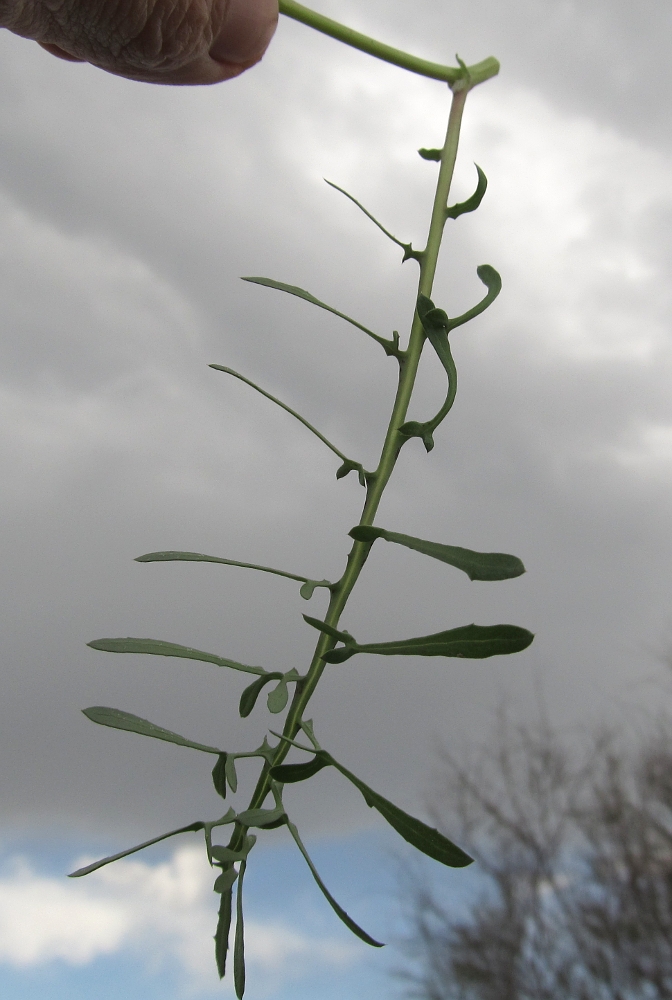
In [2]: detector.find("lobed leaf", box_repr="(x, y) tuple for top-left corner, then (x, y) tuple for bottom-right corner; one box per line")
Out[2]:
(225, 755), (238, 793)
(88, 637), (265, 676)
(212, 755), (228, 799)
(239, 673), (283, 718)
(267, 678), (289, 714)
(398, 420), (435, 452)
(82, 706), (222, 754)
(348, 525), (525, 581)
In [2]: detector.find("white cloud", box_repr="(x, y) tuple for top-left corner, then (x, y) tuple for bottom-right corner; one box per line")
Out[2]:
(0, 846), (361, 994)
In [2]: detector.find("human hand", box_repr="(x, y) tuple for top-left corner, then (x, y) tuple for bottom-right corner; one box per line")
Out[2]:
(0, 0), (278, 85)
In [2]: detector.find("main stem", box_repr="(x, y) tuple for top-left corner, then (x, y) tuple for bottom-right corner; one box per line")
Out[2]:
(237, 83), (470, 822)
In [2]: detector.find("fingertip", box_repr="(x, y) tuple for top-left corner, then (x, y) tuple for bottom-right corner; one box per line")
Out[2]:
(209, 0), (278, 67)
(38, 42), (86, 63)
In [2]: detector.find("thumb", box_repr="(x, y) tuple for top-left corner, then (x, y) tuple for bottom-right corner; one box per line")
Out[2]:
(210, 0), (278, 68)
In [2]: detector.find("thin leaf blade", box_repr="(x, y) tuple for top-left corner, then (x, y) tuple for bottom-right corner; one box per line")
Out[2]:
(87, 637), (265, 676)
(349, 525), (525, 581)
(82, 706), (222, 754)
(234, 860), (247, 998)
(322, 753), (472, 868)
(358, 623), (534, 659)
(286, 819), (384, 947)
(215, 886), (233, 979)
(69, 821), (205, 878)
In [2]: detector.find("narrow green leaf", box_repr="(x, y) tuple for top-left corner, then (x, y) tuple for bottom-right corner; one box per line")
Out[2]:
(324, 180), (413, 264)
(242, 276), (393, 353)
(348, 525), (525, 581)
(446, 164), (487, 219)
(302, 615), (354, 645)
(215, 886), (233, 979)
(239, 673), (283, 718)
(267, 679), (289, 714)
(135, 550), (326, 594)
(270, 756), (330, 783)
(225, 755), (238, 793)
(69, 821), (205, 878)
(213, 867), (239, 894)
(82, 706), (222, 755)
(321, 752), (473, 868)
(418, 147), (442, 161)
(236, 805), (287, 829)
(354, 623), (534, 659)
(286, 819), (384, 947)
(234, 860), (247, 999)
(87, 637), (265, 676)
(212, 755), (228, 799)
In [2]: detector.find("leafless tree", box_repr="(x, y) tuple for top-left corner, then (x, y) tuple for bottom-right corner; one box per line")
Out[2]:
(400, 713), (672, 1000)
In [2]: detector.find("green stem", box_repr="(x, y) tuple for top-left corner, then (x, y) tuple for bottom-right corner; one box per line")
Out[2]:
(231, 84), (470, 831)
(279, 0), (499, 87)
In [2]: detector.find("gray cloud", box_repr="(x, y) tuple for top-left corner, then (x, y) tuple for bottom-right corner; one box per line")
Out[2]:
(0, 1), (671, 849)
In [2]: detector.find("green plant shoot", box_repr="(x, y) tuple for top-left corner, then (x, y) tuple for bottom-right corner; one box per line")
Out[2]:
(70, 5), (532, 996)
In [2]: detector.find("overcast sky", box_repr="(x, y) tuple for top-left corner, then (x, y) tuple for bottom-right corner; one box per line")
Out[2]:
(1, 0), (672, 995)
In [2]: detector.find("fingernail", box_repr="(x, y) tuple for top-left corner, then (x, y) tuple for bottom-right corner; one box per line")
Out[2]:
(210, 0), (278, 66)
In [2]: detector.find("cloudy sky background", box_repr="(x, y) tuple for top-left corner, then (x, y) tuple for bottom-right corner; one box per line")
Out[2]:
(1, 0), (672, 996)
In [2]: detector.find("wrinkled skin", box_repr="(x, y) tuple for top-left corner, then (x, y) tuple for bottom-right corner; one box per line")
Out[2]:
(0, 0), (278, 84)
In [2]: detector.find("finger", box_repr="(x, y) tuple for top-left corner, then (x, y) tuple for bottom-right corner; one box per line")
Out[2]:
(32, 0), (278, 86)
(38, 42), (85, 62)
(209, 0), (278, 66)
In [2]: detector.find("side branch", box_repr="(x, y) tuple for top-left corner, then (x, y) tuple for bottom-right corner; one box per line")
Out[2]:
(279, 0), (499, 87)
